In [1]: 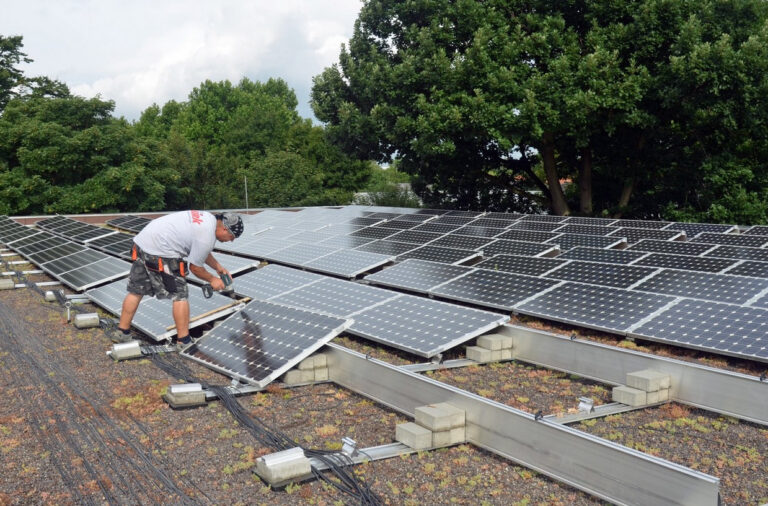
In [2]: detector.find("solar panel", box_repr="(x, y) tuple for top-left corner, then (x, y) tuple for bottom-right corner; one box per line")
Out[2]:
(691, 232), (768, 248)
(414, 208), (448, 215)
(607, 227), (685, 244)
(611, 219), (670, 229)
(411, 222), (462, 234)
(232, 264), (324, 299)
(72, 227), (116, 243)
(209, 253), (258, 276)
(386, 229), (443, 244)
(744, 225), (768, 236)
(430, 216), (476, 226)
(366, 212), (402, 220)
(348, 294), (507, 357)
(703, 245), (768, 262)
(430, 234), (494, 251)
(483, 212), (522, 220)
(318, 235), (376, 249)
(58, 257), (131, 291)
(516, 282), (676, 333)
(722, 260), (768, 279)
(475, 254), (567, 276)
(105, 215), (134, 227)
(564, 217), (617, 226)
(5, 230), (49, 247)
(394, 213), (435, 223)
(430, 269), (561, 311)
(547, 233), (626, 251)
(558, 247), (647, 265)
(86, 231), (134, 249)
(469, 218), (518, 228)
(481, 239), (559, 257)
(40, 249), (105, 275)
(520, 214), (568, 223)
(634, 269), (768, 305)
(27, 243), (86, 264)
(270, 277), (399, 317)
(349, 226), (401, 240)
(750, 292), (768, 309)
(261, 242), (337, 265)
(662, 222), (737, 236)
(629, 299), (768, 361)
(285, 230), (339, 243)
(182, 300), (349, 387)
(632, 253), (738, 273)
(346, 217), (386, 226)
(355, 239), (418, 256)
(396, 245), (481, 265)
(495, 229), (561, 243)
(553, 224), (615, 236)
(377, 220), (420, 230)
(87, 279), (242, 341)
(452, 225), (506, 238)
(544, 261), (658, 288)
(99, 239), (135, 259)
(1, 227), (43, 243)
(627, 239), (716, 256)
(303, 249), (393, 278)
(323, 223), (367, 235)
(364, 258), (472, 293)
(509, 221), (564, 232)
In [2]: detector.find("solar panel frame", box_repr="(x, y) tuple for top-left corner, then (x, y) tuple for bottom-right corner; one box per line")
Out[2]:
(348, 294), (507, 358)
(181, 300), (350, 387)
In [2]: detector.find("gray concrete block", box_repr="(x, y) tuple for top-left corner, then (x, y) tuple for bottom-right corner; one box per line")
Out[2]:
(313, 353), (327, 368)
(480, 332), (513, 349)
(477, 334), (505, 350)
(283, 369), (315, 385)
(490, 350), (503, 361)
(466, 346), (492, 362)
(627, 370), (671, 392)
(396, 422), (432, 450)
(73, 313), (100, 329)
(646, 389), (670, 404)
(298, 356), (315, 370)
(500, 349), (513, 360)
(612, 386), (647, 407)
(415, 403), (465, 431)
(0, 278), (14, 290)
(432, 426), (466, 447)
(314, 367), (329, 382)
(256, 447), (311, 484)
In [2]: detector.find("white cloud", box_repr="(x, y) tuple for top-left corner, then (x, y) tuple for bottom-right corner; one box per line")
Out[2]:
(0, 0), (362, 121)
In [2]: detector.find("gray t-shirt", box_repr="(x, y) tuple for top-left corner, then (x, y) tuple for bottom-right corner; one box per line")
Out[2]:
(133, 210), (216, 266)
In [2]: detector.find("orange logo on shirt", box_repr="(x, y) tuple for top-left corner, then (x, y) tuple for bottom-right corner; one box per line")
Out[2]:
(191, 210), (203, 225)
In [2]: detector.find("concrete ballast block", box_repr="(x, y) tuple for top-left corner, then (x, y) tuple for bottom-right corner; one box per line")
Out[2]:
(415, 403), (465, 431)
(490, 350), (503, 361)
(432, 426), (466, 447)
(396, 422), (432, 450)
(256, 447), (311, 484)
(479, 332), (513, 349)
(646, 388), (670, 404)
(298, 356), (315, 370)
(313, 353), (327, 368)
(500, 349), (513, 360)
(627, 370), (671, 392)
(477, 334), (505, 350)
(466, 346), (492, 362)
(0, 278), (15, 290)
(73, 313), (100, 329)
(612, 386), (647, 407)
(313, 367), (329, 381)
(282, 369), (315, 385)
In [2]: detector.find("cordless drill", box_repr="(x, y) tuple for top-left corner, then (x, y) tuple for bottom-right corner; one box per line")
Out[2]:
(202, 273), (234, 298)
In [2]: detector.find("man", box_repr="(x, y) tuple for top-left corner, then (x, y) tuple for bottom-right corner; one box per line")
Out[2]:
(117, 210), (244, 346)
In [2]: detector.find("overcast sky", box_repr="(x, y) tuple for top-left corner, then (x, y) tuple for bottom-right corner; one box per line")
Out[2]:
(1, 0), (362, 122)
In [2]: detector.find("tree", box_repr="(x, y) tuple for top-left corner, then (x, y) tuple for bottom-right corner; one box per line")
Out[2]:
(312, 0), (768, 220)
(0, 35), (31, 112)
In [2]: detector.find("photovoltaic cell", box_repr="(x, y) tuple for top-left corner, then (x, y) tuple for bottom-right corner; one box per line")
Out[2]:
(270, 277), (399, 317)
(430, 269), (561, 311)
(704, 245), (768, 262)
(630, 299), (768, 361)
(303, 249), (393, 278)
(348, 294), (507, 357)
(182, 300), (349, 387)
(662, 222), (737, 236)
(557, 247), (647, 265)
(691, 232), (768, 248)
(350, 226), (401, 240)
(453, 225), (507, 238)
(632, 253), (738, 273)
(544, 261), (658, 288)
(396, 245), (481, 265)
(744, 225), (768, 236)
(411, 223), (462, 234)
(516, 282), (676, 333)
(475, 255), (567, 276)
(520, 214), (568, 223)
(627, 239), (716, 256)
(430, 234), (494, 251)
(233, 264), (325, 300)
(553, 224), (615, 236)
(482, 239), (559, 257)
(547, 234), (626, 251)
(496, 229), (561, 243)
(634, 269), (768, 305)
(607, 227), (685, 244)
(509, 221), (564, 232)
(355, 239), (418, 256)
(364, 258), (472, 293)
(723, 261), (768, 279)
(611, 219), (670, 229)
(387, 229), (443, 245)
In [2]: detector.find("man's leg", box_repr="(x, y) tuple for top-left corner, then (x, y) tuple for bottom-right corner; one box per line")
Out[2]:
(118, 293), (143, 331)
(172, 299), (190, 339)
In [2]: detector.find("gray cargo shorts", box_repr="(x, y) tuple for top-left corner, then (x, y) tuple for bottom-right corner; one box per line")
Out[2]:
(126, 259), (189, 301)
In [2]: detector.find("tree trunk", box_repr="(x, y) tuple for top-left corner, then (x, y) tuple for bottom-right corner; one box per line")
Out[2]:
(579, 147), (593, 215)
(540, 133), (570, 215)
(615, 176), (635, 218)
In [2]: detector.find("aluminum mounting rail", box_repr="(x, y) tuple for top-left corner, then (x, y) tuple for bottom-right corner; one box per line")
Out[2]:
(326, 343), (719, 506)
(500, 324), (768, 426)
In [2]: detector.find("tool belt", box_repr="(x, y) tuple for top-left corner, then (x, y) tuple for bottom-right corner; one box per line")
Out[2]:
(131, 244), (187, 292)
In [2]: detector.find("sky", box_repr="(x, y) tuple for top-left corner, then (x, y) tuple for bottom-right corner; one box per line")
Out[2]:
(1, 0), (363, 122)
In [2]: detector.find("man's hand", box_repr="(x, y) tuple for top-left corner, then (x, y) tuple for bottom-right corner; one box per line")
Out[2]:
(209, 277), (226, 291)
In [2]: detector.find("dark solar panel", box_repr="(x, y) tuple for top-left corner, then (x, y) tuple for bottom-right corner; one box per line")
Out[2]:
(348, 294), (507, 357)
(270, 277), (399, 318)
(607, 227), (685, 244)
(452, 225), (507, 238)
(630, 299), (768, 361)
(475, 254), (567, 276)
(387, 229), (442, 245)
(564, 217), (618, 226)
(548, 233), (626, 251)
(430, 216), (477, 226)
(355, 239), (418, 256)
(634, 269), (768, 305)
(481, 239), (559, 257)
(72, 228), (116, 243)
(496, 229), (561, 243)
(263, 243), (339, 266)
(58, 257), (131, 290)
(285, 230), (339, 243)
(469, 218), (518, 228)
(233, 264), (324, 299)
(509, 220), (564, 232)
(723, 261), (768, 279)
(553, 224), (615, 236)
(703, 245), (768, 262)
(632, 253), (738, 273)
(319, 235), (376, 249)
(396, 245), (481, 265)
(663, 222), (737, 236)
(105, 216), (134, 227)
(377, 220), (420, 230)
(516, 282), (676, 333)
(394, 214), (435, 222)
(483, 212), (523, 220)
(430, 234), (495, 251)
(40, 249), (105, 275)
(744, 225), (768, 236)
(346, 217), (386, 226)
(349, 226), (401, 240)
(27, 243), (86, 264)
(544, 261), (658, 288)
(430, 269), (561, 311)
(691, 232), (768, 248)
(627, 239), (716, 256)
(558, 247), (647, 265)
(182, 300), (349, 387)
(611, 219), (670, 229)
(445, 210), (483, 217)
(364, 258), (472, 293)
(520, 214), (568, 223)
(411, 222), (462, 234)
(303, 249), (393, 278)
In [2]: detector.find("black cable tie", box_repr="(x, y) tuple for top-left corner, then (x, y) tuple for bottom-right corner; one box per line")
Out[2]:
(761, 372), (767, 382)
(534, 410), (543, 421)
(365, 352), (372, 361)
(570, 333), (577, 341)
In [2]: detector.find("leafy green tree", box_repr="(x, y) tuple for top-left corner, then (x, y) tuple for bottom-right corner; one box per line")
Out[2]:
(313, 0), (768, 220)
(0, 35), (31, 112)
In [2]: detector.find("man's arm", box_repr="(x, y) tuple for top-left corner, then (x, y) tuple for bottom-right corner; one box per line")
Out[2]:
(204, 253), (229, 276)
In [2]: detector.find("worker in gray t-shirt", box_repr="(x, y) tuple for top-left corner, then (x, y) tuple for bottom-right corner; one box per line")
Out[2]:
(117, 210), (244, 347)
